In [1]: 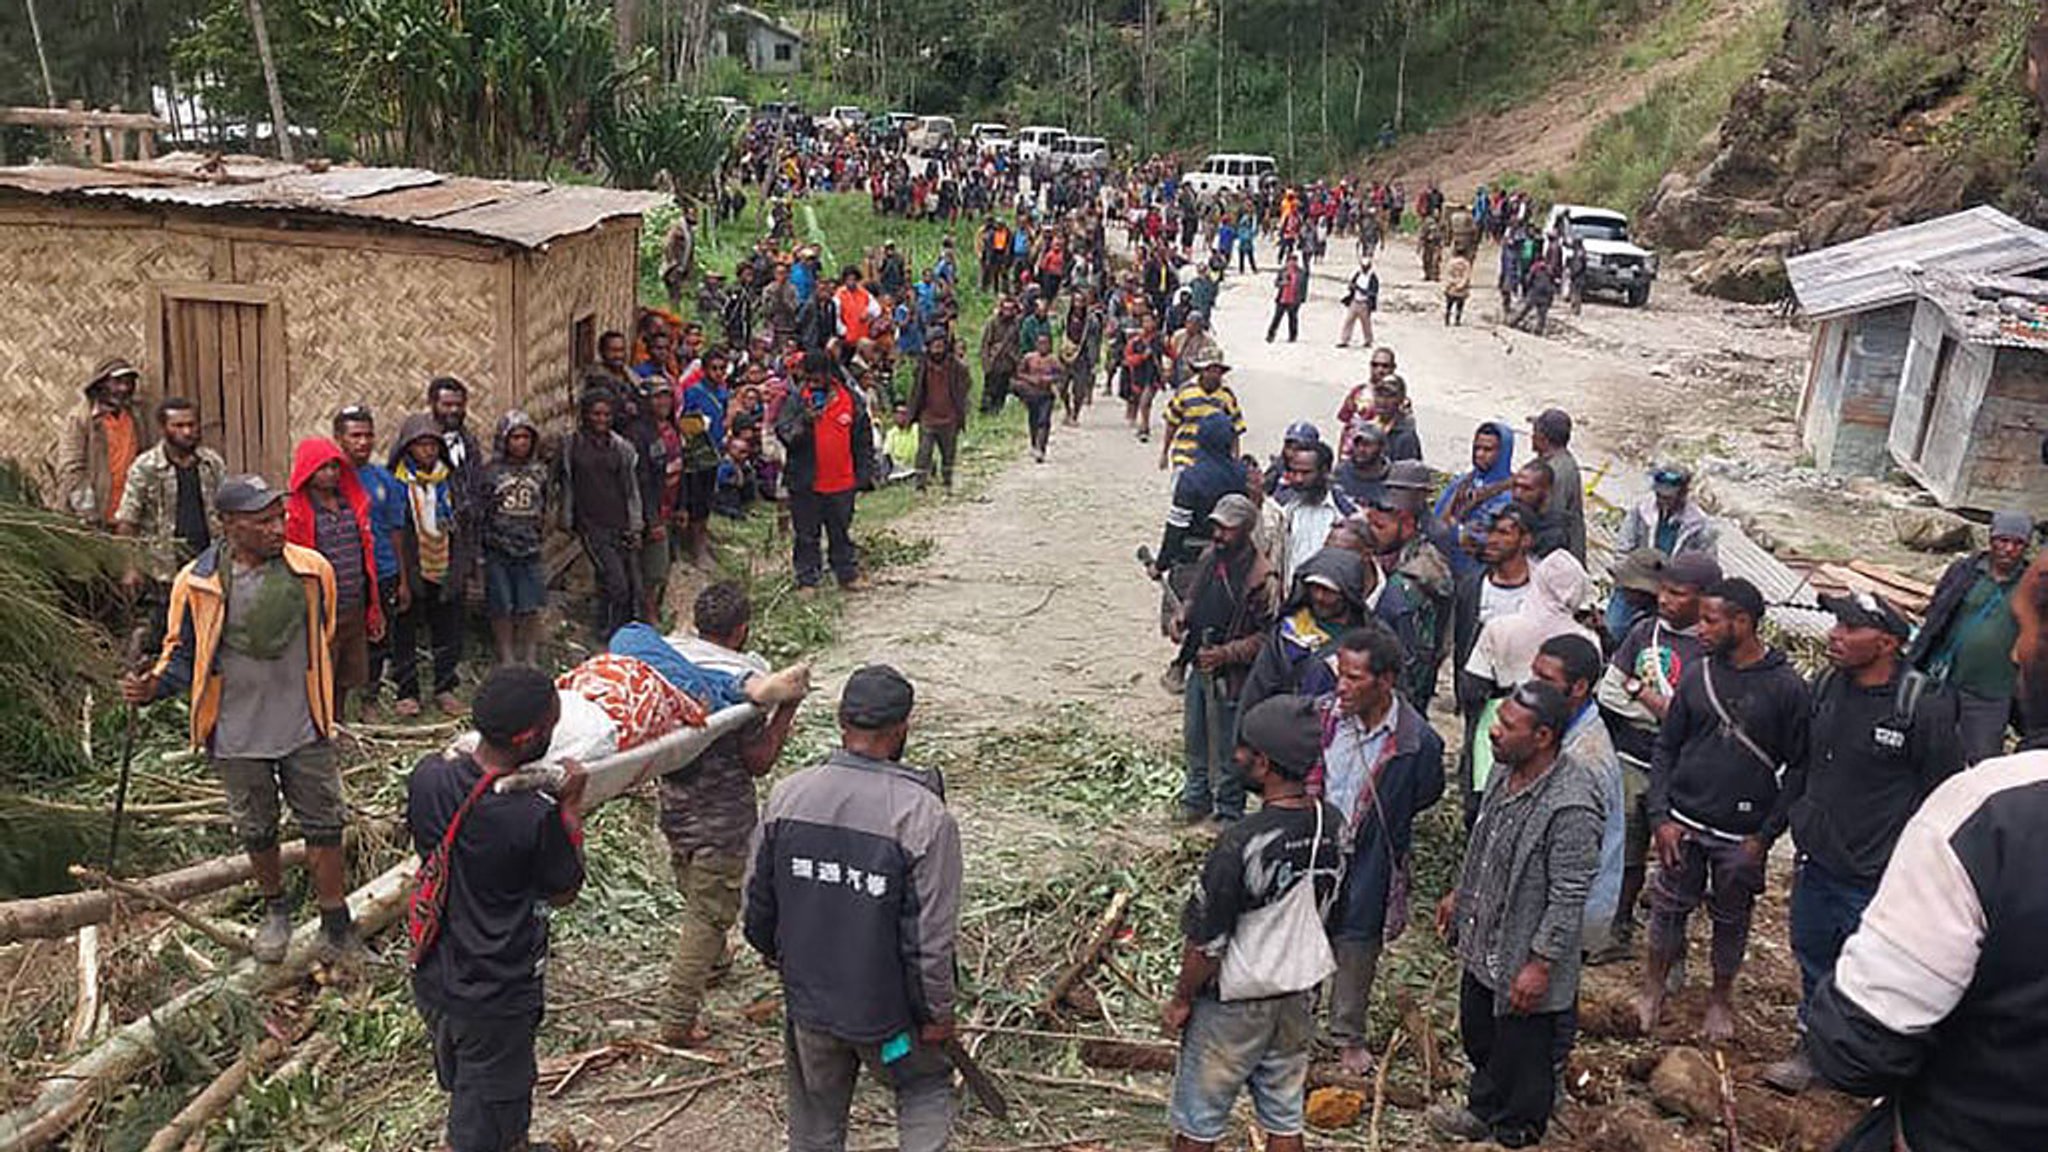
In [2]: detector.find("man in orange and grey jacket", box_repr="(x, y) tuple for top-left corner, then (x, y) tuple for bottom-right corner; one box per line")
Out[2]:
(123, 474), (352, 965)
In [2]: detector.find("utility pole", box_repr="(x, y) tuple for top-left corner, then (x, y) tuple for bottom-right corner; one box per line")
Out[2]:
(243, 0), (294, 162)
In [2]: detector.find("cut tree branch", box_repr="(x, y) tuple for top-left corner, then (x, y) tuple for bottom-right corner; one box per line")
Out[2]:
(1038, 889), (1132, 1020)
(69, 865), (251, 956)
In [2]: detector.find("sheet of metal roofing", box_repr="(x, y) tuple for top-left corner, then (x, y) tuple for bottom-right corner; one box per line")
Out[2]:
(421, 183), (670, 248)
(1787, 206), (2048, 321)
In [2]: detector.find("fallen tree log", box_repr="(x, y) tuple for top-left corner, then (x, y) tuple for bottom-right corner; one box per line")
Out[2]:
(0, 860), (414, 1152)
(0, 698), (764, 1152)
(0, 842), (307, 947)
(70, 865), (251, 956)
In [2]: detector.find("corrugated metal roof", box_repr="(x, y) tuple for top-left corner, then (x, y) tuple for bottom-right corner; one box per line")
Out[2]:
(1913, 269), (2048, 351)
(1786, 206), (2048, 320)
(0, 154), (667, 250)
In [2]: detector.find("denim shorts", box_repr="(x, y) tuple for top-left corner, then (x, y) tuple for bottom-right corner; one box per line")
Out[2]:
(1170, 991), (1314, 1142)
(484, 554), (545, 617)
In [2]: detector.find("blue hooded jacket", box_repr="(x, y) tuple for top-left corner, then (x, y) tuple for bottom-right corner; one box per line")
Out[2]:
(1159, 412), (1248, 565)
(1430, 421), (1516, 578)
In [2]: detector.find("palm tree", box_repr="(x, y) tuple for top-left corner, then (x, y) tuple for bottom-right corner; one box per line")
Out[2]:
(243, 0), (293, 161)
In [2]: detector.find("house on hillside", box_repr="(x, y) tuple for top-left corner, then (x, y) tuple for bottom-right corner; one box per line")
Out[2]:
(1787, 205), (2048, 476)
(0, 154), (662, 487)
(713, 5), (803, 74)
(1887, 271), (2048, 516)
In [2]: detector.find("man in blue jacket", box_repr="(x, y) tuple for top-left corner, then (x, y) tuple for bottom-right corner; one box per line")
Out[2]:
(1311, 627), (1445, 1075)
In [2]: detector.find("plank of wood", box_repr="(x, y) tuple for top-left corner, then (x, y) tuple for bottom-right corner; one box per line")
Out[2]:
(1844, 560), (1937, 598)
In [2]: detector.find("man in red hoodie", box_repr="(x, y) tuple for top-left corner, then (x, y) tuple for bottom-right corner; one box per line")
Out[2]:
(286, 438), (384, 718)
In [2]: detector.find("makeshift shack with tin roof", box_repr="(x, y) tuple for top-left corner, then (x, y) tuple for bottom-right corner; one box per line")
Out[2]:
(0, 154), (665, 485)
(1786, 205), (2048, 478)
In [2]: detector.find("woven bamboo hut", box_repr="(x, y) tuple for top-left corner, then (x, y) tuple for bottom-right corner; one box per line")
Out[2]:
(0, 155), (665, 485)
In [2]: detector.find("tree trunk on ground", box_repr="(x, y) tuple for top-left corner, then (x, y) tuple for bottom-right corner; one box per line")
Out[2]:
(0, 843), (308, 948)
(242, 0), (293, 162)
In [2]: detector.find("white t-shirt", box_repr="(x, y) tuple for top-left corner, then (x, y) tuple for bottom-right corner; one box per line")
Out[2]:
(1476, 575), (1529, 628)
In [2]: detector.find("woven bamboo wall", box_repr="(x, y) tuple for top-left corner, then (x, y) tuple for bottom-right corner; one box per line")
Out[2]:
(232, 239), (502, 445)
(518, 222), (640, 433)
(0, 221), (215, 488)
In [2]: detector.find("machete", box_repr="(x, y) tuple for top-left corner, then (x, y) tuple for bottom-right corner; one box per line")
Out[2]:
(941, 1037), (1009, 1119)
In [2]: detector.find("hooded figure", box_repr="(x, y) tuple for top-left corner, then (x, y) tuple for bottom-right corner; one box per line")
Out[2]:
(1431, 420), (1517, 578)
(1158, 411), (1248, 566)
(1461, 551), (1596, 798)
(388, 413), (458, 597)
(1240, 548), (1410, 714)
(482, 410), (549, 563)
(285, 436), (384, 637)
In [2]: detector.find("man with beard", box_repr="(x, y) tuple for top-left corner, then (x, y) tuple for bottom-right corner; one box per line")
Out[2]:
(1430, 682), (1603, 1149)
(743, 665), (961, 1152)
(407, 666), (588, 1152)
(1908, 509), (2032, 763)
(1278, 441), (1356, 588)
(60, 357), (152, 527)
(1590, 551), (1718, 964)
(1761, 591), (1962, 1094)
(1171, 494), (1281, 827)
(1333, 424), (1392, 507)
(426, 376), (485, 591)
(115, 398), (226, 638)
(1639, 578), (1811, 1043)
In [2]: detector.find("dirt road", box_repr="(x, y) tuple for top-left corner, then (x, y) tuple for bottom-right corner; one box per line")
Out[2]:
(550, 234), (1866, 1150)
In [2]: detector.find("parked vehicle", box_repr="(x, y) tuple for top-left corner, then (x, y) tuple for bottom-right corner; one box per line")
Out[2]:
(970, 122), (1013, 151)
(885, 111), (918, 131)
(907, 114), (958, 153)
(1015, 125), (1069, 162)
(1545, 204), (1659, 307)
(825, 105), (867, 130)
(1181, 153), (1278, 198)
(1049, 134), (1109, 171)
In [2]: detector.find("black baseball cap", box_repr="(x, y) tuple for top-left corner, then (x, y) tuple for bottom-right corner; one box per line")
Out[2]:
(215, 475), (286, 514)
(839, 664), (915, 729)
(1820, 590), (1912, 640)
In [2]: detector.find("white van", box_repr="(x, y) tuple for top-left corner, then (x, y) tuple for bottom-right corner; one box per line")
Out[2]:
(1016, 125), (1069, 162)
(1182, 153), (1278, 198)
(970, 122), (1013, 150)
(1049, 135), (1109, 171)
(907, 114), (957, 153)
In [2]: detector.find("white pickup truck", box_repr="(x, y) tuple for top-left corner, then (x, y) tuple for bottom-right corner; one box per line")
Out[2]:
(1547, 204), (1659, 307)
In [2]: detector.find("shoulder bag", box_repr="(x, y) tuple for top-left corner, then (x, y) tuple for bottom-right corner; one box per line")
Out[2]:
(1219, 803), (1338, 1001)
(407, 762), (503, 969)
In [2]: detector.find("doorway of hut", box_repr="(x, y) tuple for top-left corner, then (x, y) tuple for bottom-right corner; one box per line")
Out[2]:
(154, 284), (289, 480)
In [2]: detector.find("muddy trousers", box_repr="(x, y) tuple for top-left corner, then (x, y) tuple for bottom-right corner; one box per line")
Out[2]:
(789, 488), (858, 588)
(914, 425), (961, 490)
(1266, 302), (1301, 342)
(785, 1020), (954, 1152)
(1339, 302), (1375, 346)
(664, 847), (745, 1029)
(418, 998), (541, 1152)
(1647, 829), (1763, 982)
(1458, 972), (1559, 1148)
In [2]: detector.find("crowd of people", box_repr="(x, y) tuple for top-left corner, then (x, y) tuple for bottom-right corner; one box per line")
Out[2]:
(1140, 327), (2048, 1151)
(57, 114), (2048, 1152)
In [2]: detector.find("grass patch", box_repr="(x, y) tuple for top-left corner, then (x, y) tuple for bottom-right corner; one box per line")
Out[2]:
(1543, 0), (1786, 215)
